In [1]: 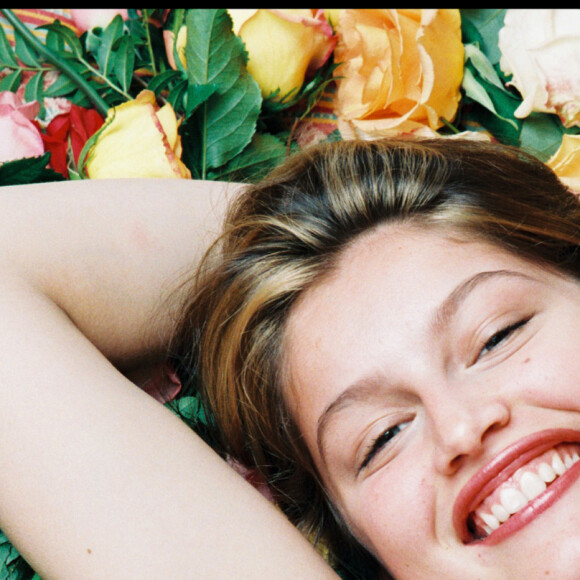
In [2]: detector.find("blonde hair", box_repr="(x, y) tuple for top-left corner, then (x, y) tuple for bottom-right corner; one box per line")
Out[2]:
(172, 138), (580, 578)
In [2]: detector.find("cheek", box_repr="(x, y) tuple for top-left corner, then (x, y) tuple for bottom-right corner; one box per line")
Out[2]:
(343, 461), (435, 567)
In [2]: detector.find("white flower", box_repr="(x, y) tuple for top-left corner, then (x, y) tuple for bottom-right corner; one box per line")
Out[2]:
(498, 9), (580, 128)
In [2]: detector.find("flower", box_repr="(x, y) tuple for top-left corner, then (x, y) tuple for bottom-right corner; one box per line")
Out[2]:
(0, 91), (44, 163)
(498, 9), (580, 128)
(230, 9), (335, 100)
(163, 24), (187, 71)
(70, 9), (129, 33)
(41, 104), (104, 178)
(546, 134), (580, 193)
(85, 90), (191, 179)
(332, 9), (464, 139)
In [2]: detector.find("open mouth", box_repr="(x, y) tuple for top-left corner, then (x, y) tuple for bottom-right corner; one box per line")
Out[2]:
(467, 443), (580, 540)
(454, 430), (580, 545)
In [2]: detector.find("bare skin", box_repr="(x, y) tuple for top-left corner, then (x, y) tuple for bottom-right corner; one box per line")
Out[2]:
(0, 178), (338, 580)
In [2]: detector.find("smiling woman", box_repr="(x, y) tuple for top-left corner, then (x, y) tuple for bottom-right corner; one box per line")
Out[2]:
(174, 137), (580, 579)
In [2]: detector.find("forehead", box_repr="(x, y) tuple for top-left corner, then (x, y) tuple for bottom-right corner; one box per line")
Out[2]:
(282, 223), (535, 431)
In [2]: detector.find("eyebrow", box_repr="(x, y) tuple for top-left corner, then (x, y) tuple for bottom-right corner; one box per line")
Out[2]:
(315, 269), (537, 462)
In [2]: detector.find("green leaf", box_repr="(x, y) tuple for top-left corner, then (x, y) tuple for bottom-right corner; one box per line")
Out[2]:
(0, 25), (18, 68)
(113, 35), (135, 93)
(40, 21), (83, 59)
(519, 113), (565, 161)
(45, 28), (65, 54)
(14, 30), (41, 67)
(184, 9), (246, 94)
(97, 15), (125, 76)
(43, 71), (78, 97)
(184, 83), (218, 116)
(200, 73), (262, 171)
(146, 69), (181, 95)
(0, 154), (65, 186)
(23, 71), (44, 105)
(460, 9), (507, 65)
(0, 528), (35, 580)
(0, 69), (22, 92)
(209, 132), (287, 182)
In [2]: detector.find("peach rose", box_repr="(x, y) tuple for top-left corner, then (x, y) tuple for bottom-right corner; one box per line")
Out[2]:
(230, 9), (335, 100)
(332, 9), (464, 139)
(546, 134), (580, 193)
(498, 9), (580, 128)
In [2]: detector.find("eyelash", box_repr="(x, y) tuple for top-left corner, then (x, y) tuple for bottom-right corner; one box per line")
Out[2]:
(359, 422), (409, 472)
(477, 316), (531, 359)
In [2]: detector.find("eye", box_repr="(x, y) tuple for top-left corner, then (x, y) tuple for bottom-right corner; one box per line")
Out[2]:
(477, 317), (531, 360)
(359, 421), (410, 473)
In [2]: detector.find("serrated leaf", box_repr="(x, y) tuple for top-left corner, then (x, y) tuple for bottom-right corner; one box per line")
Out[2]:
(45, 28), (65, 54)
(113, 35), (135, 93)
(0, 70), (22, 92)
(0, 25), (18, 68)
(146, 69), (181, 95)
(43, 71), (78, 97)
(184, 83), (218, 116)
(14, 30), (41, 67)
(209, 132), (287, 182)
(184, 9), (245, 94)
(23, 71), (44, 105)
(97, 15), (124, 76)
(0, 153), (65, 186)
(40, 21), (83, 58)
(201, 72), (262, 170)
(166, 79), (188, 111)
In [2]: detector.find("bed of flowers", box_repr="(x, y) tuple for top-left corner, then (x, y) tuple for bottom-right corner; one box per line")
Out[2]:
(0, 8), (579, 579)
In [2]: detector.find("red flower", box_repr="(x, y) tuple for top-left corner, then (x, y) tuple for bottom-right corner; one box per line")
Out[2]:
(41, 105), (104, 177)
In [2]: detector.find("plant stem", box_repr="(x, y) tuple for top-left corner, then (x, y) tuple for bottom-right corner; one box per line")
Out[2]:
(0, 8), (110, 116)
(142, 10), (158, 76)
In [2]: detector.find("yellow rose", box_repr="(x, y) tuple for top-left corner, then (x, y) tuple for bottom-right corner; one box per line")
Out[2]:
(230, 9), (335, 100)
(333, 9), (464, 139)
(546, 134), (580, 194)
(86, 90), (191, 179)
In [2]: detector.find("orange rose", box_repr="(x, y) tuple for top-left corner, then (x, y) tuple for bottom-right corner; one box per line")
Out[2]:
(546, 134), (580, 194)
(332, 9), (464, 139)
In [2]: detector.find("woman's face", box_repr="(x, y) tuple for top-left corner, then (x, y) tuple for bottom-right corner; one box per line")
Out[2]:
(284, 223), (580, 579)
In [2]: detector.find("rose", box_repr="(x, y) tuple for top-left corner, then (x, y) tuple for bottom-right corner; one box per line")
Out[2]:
(498, 9), (580, 128)
(70, 9), (129, 33)
(546, 134), (580, 193)
(85, 90), (191, 179)
(0, 91), (44, 164)
(41, 104), (104, 178)
(229, 9), (335, 100)
(332, 9), (464, 139)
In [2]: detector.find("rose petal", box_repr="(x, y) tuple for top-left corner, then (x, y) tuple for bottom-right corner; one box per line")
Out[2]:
(546, 133), (580, 193)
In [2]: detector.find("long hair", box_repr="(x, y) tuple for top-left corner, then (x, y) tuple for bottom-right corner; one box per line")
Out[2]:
(171, 138), (580, 579)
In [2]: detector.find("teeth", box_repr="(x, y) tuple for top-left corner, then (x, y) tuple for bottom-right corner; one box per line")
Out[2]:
(552, 453), (566, 476)
(491, 503), (510, 523)
(480, 511), (500, 531)
(519, 471), (547, 501)
(469, 444), (580, 540)
(537, 462), (556, 483)
(500, 488), (528, 515)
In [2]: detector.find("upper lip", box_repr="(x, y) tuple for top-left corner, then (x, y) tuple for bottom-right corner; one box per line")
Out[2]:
(452, 428), (580, 543)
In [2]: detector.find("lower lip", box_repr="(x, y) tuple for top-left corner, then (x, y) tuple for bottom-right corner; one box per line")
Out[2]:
(470, 456), (580, 546)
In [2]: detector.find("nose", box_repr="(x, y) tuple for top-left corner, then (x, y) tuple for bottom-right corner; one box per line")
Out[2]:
(429, 388), (511, 476)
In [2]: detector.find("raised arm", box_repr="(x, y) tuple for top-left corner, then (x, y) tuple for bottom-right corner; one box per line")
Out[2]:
(0, 179), (338, 579)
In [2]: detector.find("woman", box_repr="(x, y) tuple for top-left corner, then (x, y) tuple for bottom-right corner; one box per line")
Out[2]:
(173, 138), (580, 579)
(0, 177), (338, 579)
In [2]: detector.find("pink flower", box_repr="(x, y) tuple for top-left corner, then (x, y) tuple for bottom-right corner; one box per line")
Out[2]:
(0, 92), (44, 163)
(70, 9), (129, 33)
